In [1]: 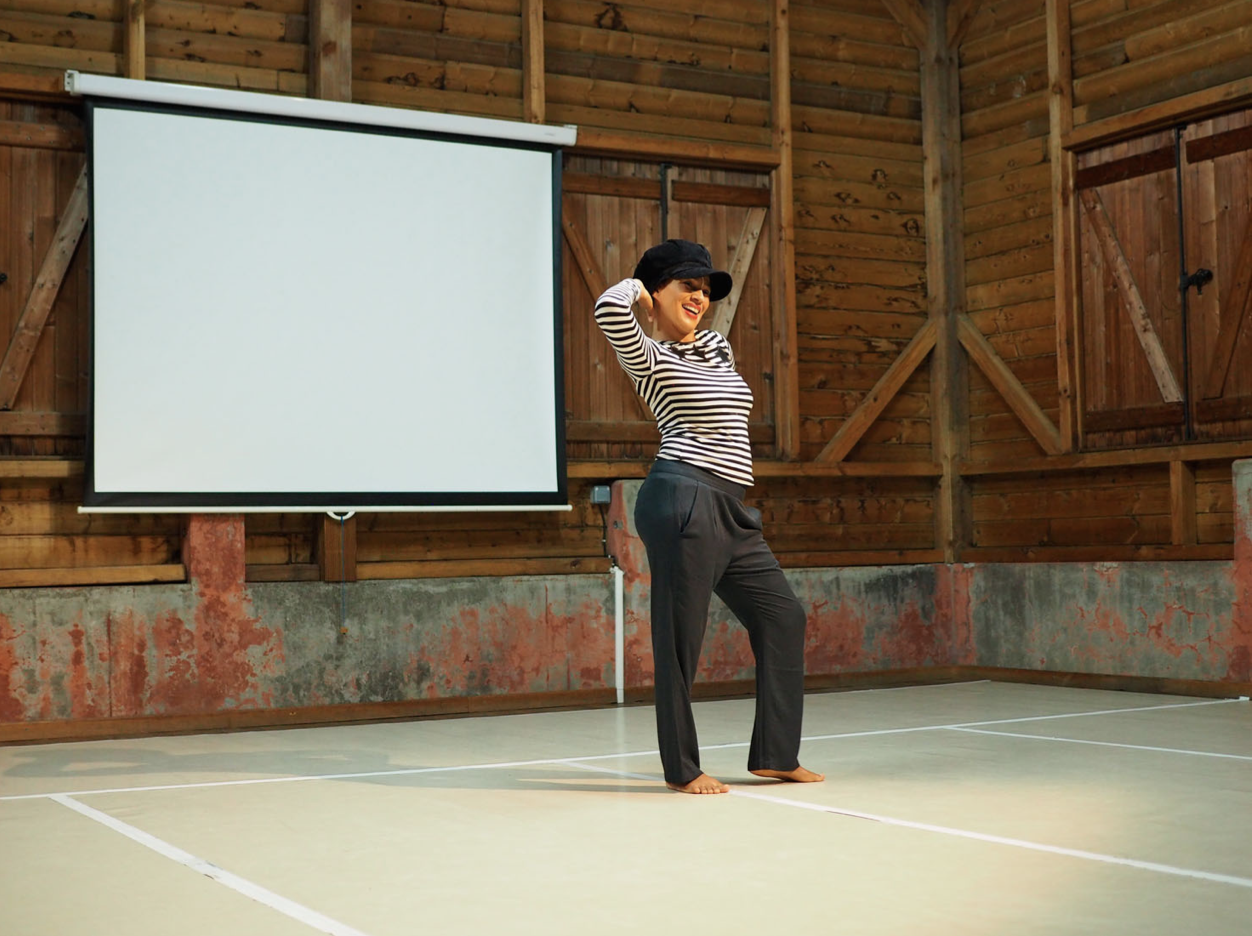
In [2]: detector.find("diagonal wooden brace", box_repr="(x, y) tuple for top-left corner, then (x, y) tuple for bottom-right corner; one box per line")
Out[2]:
(710, 206), (767, 338)
(1080, 188), (1184, 404)
(816, 318), (938, 463)
(0, 164), (89, 411)
(958, 314), (1064, 455)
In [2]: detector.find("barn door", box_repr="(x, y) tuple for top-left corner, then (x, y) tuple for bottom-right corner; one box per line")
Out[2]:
(1184, 107), (1252, 440)
(560, 157), (775, 462)
(1076, 129), (1187, 450)
(0, 102), (88, 458)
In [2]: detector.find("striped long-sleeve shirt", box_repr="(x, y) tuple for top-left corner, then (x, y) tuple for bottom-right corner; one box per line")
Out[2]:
(594, 278), (755, 486)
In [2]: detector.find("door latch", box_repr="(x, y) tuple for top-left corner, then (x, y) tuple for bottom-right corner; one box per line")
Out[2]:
(1182, 268), (1214, 296)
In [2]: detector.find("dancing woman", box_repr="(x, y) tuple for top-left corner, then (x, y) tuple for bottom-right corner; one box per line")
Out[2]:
(594, 238), (824, 794)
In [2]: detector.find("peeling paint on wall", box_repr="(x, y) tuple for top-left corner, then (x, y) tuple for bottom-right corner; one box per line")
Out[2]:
(2, 466), (1250, 727)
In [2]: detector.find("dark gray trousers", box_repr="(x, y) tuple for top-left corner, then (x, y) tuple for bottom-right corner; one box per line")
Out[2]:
(634, 459), (807, 785)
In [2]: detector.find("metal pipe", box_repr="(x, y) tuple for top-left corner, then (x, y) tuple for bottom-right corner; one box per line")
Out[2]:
(1174, 126), (1194, 441)
(613, 564), (625, 705)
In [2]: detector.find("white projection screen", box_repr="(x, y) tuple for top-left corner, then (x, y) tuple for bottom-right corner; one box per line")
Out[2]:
(85, 97), (567, 511)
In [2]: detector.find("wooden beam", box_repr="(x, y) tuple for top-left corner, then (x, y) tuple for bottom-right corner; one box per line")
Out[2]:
(710, 206), (767, 338)
(960, 438), (1252, 475)
(1170, 460), (1198, 546)
(0, 564), (183, 589)
(1047, 0), (1080, 450)
(566, 460), (944, 478)
(0, 412), (85, 436)
(125, 0), (146, 80)
(362, 557), (611, 579)
(957, 314), (1064, 456)
(566, 420), (775, 444)
(522, 0), (545, 124)
(671, 182), (771, 207)
(0, 165), (88, 411)
(882, 0), (928, 49)
(771, 0), (800, 459)
(563, 174), (661, 200)
(921, 0), (970, 561)
(816, 319), (938, 463)
(0, 68), (74, 103)
(1079, 189), (1184, 404)
(0, 120), (83, 151)
(1200, 213), (1252, 399)
(946, 0), (982, 49)
(570, 129), (779, 171)
(561, 204), (608, 299)
(318, 513), (358, 583)
(1065, 75), (1252, 152)
(0, 458), (83, 478)
(309, 0), (352, 102)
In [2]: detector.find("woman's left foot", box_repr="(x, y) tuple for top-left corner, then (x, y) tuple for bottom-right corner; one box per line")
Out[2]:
(750, 766), (825, 782)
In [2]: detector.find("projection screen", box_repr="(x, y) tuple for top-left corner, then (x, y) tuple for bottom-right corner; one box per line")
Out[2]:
(80, 79), (570, 511)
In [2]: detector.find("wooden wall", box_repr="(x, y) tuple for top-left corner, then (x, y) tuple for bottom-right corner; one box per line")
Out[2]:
(956, 0), (1252, 561)
(0, 0), (1249, 586)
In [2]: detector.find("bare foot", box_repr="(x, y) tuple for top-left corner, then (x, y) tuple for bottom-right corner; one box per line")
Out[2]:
(666, 773), (731, 794)
(750, 765), (825, 783)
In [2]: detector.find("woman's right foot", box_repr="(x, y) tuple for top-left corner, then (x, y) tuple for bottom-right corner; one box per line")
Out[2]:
(666, 773), (730, 794)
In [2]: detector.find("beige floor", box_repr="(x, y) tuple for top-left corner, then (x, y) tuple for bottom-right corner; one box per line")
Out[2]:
(2, 681), (1250, 935)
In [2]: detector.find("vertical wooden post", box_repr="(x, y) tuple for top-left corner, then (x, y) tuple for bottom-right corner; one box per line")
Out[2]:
(309, 0), (353, 103)
(770, 0), (800, 460)
(522, 0), (546, 124)
(318, 514), (358, 582)
(1170, 460), (1198, 546)
(923, 0), (971, 561)
(1047, 0), (1080, 450)
(124, 0), (145, 80)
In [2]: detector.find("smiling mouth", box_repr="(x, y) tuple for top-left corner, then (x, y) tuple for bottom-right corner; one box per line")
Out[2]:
(683, 304), (701, 318)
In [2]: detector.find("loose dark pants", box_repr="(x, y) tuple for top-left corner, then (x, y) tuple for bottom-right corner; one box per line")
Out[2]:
(634, 459), (807, 786)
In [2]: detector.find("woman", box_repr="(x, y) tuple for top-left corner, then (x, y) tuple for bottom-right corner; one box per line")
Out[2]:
(594, 238), (824, 794)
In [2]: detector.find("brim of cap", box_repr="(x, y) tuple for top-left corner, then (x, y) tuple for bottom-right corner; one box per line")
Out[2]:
(664, 262), (733, 302)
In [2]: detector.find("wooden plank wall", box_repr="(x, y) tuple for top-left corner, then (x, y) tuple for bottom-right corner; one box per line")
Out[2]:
(1, 0), (1246, 581)
(0, 0), (939, 585)
(792, 0), (928, 465)
(956, 0), (1251, 560)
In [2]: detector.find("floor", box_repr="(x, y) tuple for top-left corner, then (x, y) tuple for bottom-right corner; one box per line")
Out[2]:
(2, 681), (1250, 935)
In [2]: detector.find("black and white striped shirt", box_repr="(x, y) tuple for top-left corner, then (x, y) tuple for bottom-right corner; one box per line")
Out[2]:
(594, 278), (755, 486)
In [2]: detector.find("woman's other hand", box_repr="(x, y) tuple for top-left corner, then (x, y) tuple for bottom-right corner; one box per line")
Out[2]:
(631, 279), (654, 314)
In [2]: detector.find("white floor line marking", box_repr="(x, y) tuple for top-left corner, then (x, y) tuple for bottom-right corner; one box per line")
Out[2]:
(761, 700), (1241, 750)
(49, 794), (373, 936)
(562, 762), (1252, 890)
(947, 727), (1252, 762)
(2, 698), (1239, 802)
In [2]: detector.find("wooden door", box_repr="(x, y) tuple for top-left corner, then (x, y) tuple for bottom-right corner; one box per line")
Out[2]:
(1076, 129), (1187, 450)
(561, 156), (775, 462)
(1184, 107), (1252, 440)
(0, 102), (88, 458)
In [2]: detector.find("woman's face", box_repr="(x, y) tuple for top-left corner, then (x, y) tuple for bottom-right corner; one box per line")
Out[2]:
(651, 276), (712, 343)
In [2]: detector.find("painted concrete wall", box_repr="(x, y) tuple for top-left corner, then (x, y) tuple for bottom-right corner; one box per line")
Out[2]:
(1, 462), (1250, 725)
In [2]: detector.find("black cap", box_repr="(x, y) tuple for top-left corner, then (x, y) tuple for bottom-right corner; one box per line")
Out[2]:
(632, 239), (732, 302)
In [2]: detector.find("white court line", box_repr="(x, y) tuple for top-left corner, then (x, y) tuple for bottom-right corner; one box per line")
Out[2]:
(562, 762), (1252, 891)
(701, 697), (1242, 751)
(948, 727), (1252, 762)
(50, 794), (374, 936)
(1, 698), (1239, 802)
